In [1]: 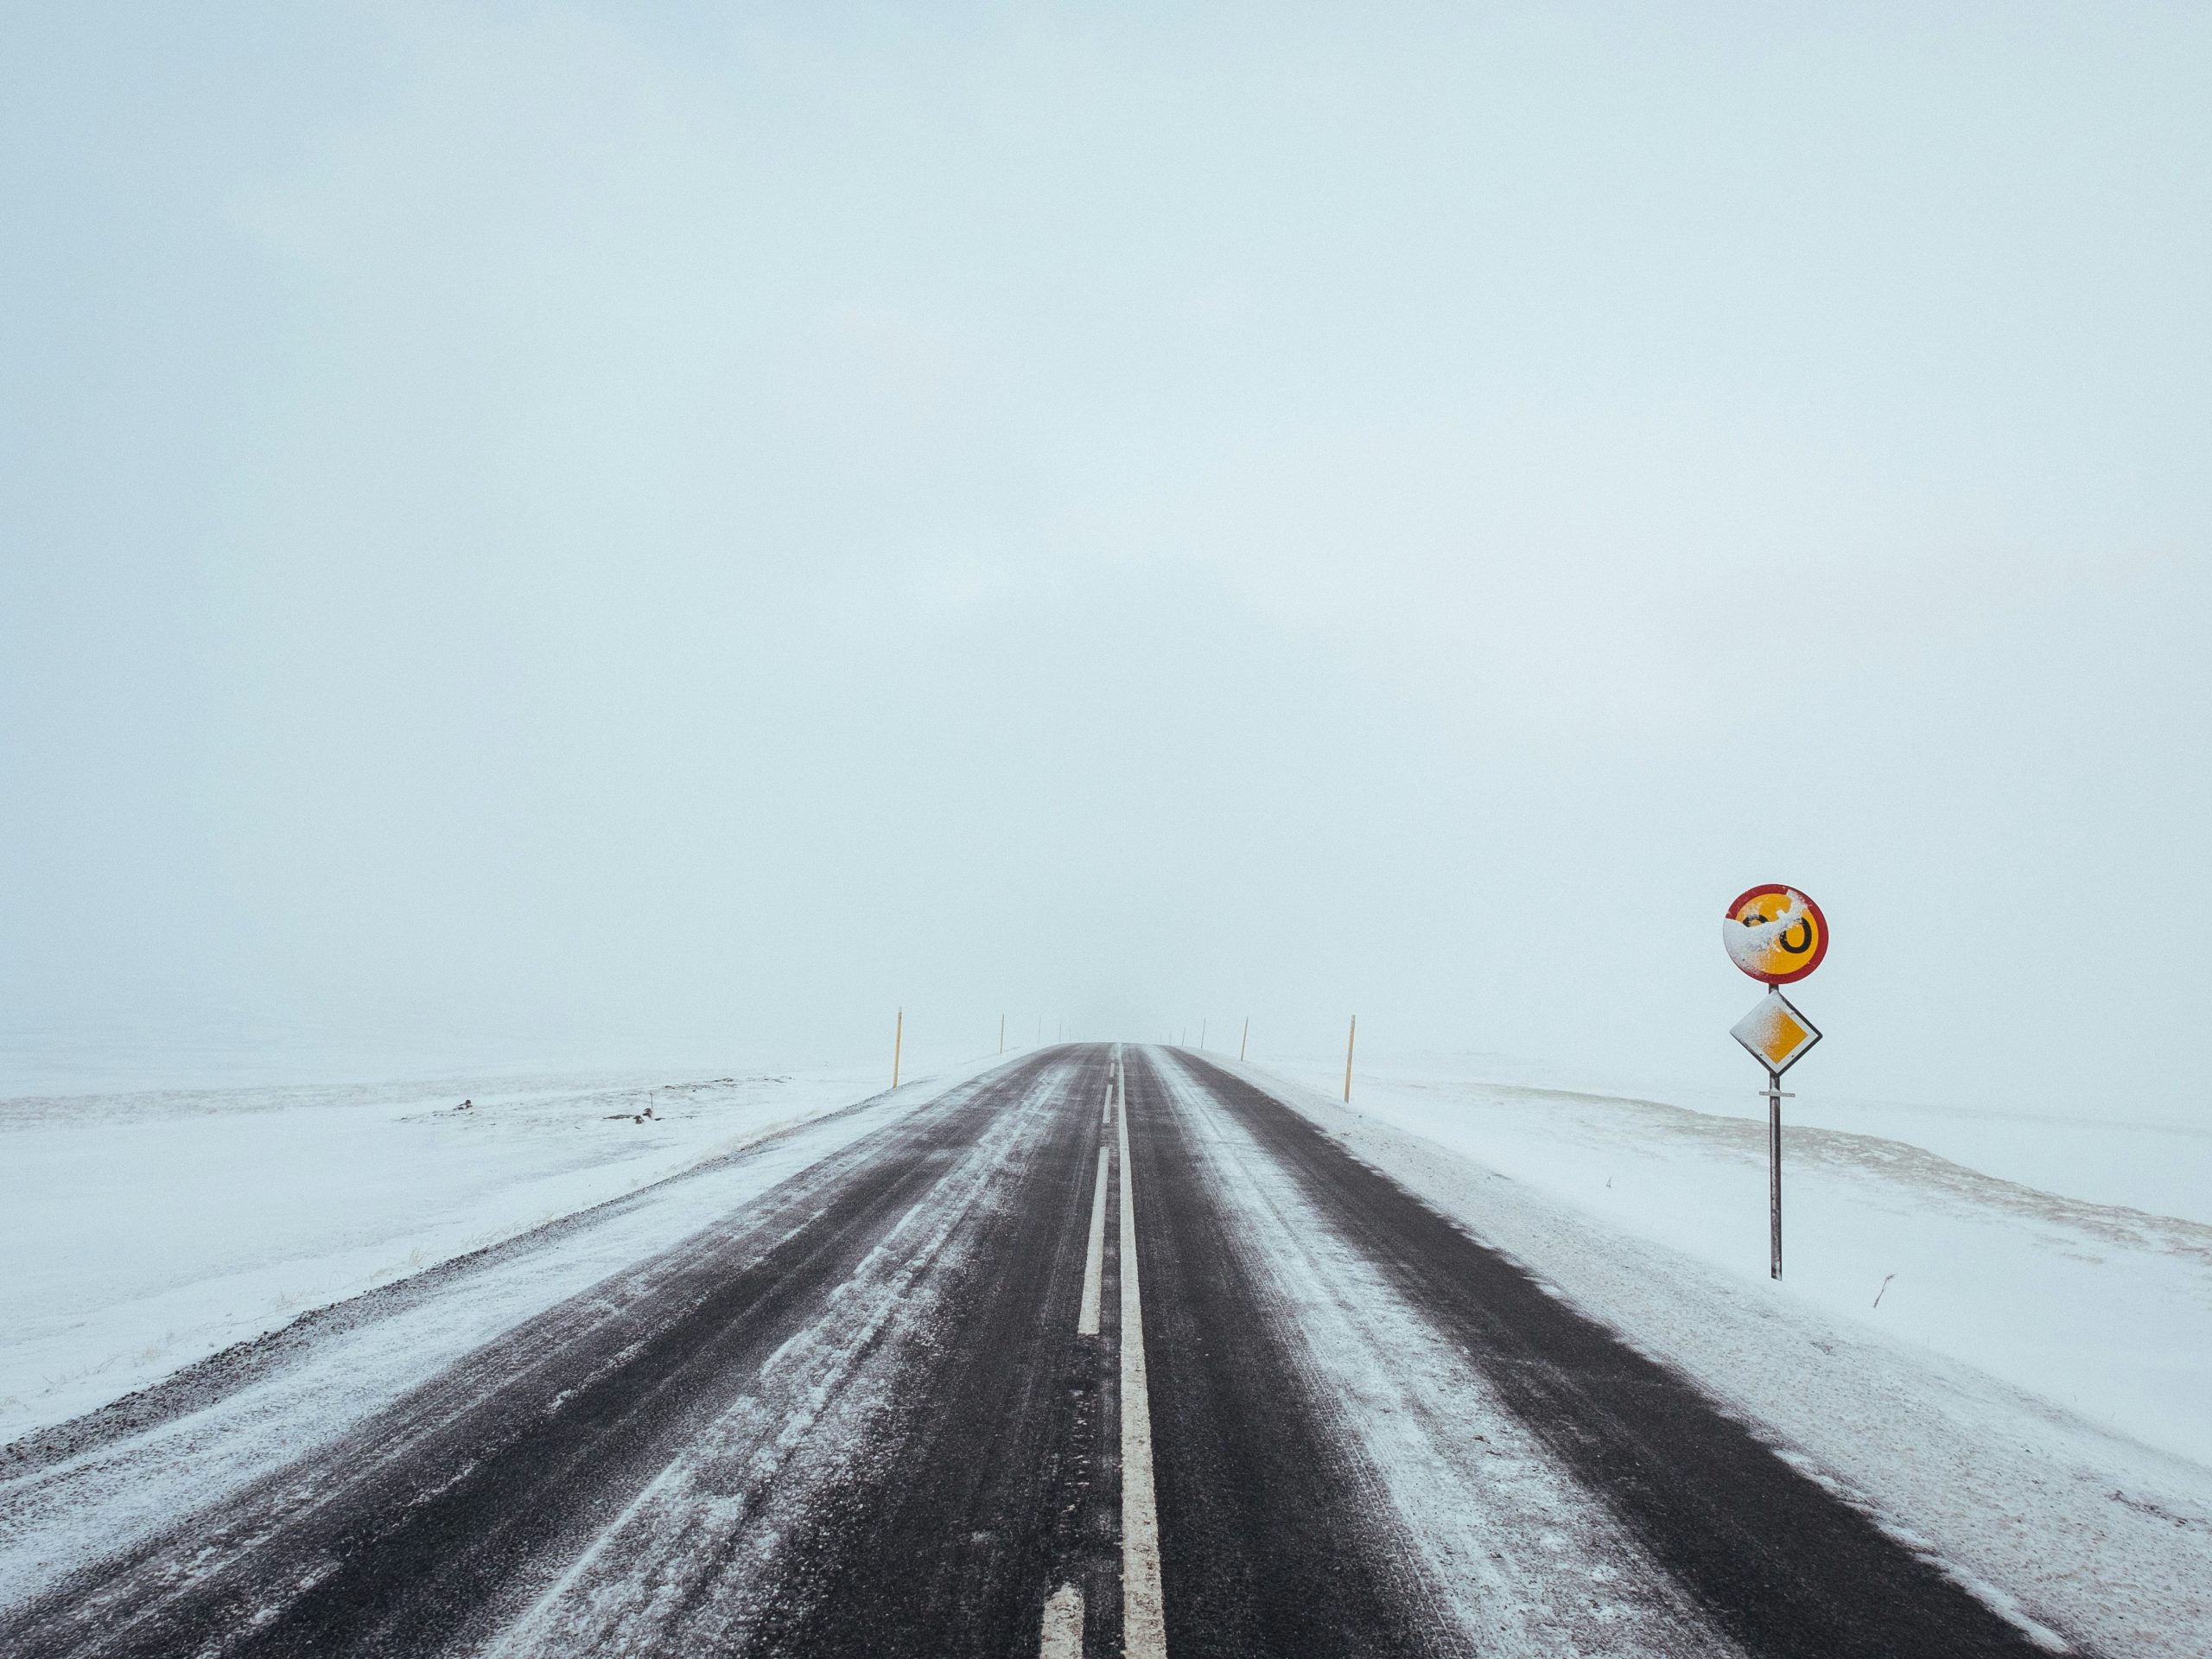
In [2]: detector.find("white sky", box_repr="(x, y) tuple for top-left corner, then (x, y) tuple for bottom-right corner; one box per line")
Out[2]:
(3, 3), (2208, 1112)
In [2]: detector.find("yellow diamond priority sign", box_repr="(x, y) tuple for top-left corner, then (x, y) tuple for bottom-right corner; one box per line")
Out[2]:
(1731, 988), (1821, 1076)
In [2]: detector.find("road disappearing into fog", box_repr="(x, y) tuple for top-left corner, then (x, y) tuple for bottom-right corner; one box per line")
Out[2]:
(3, 1046), (2063, 1658)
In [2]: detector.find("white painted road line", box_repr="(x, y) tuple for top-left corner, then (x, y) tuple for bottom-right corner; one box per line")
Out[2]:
(1117, 1065), (1167, 1659)
(1077, 1146), (1110, 1336)
(1039, 1582), (1083, 1659)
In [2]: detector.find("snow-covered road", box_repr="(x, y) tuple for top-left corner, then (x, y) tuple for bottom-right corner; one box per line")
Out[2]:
(3, 1046), (2205, 1656)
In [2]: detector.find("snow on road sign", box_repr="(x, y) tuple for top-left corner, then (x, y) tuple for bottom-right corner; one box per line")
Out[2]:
(1723, 885), (1828, 984)
(1731, 988), (1822, 1075)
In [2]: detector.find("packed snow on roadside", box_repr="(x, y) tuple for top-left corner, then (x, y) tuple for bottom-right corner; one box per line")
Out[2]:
(1234, 1054), (2212, 1658)
(0, 1054), (1006, 1448)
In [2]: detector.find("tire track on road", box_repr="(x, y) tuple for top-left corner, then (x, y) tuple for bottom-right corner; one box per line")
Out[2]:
(512, 1046), (1113, 1657)
(1125, 1047), (1456, 1658)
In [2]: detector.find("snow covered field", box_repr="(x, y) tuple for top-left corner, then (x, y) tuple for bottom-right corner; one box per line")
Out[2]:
(1237, 1054), (2212, 1656)
(0, 1055), (1002, 1447)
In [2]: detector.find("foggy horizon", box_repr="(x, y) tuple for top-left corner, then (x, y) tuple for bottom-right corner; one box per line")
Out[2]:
(6, 3), (2208, 1118)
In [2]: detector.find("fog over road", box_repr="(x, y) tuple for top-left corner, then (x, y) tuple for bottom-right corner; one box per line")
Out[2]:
(3, 1047), (2058, 1657)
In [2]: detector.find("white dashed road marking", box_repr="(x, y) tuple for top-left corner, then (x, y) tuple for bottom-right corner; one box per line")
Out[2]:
(1038, 1582), (1083, 1658)
(1077, 1146), (1110, 1337)
(1117, 1054), (1167, 1659)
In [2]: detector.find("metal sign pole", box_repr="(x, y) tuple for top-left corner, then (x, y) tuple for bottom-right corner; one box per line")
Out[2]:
(1763, 1069), (1797, 1280)
(1767, 1068), (1783, 1280)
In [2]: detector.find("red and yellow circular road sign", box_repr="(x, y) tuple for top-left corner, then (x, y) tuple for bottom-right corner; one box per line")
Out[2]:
(1722, 885), (1828, 984)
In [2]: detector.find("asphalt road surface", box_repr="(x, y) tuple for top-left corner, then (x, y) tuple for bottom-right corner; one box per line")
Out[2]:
(3, 1046), (2064, 1657)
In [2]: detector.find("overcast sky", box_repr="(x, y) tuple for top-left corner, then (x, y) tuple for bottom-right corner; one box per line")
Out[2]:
(3, 3), (2207, 1111)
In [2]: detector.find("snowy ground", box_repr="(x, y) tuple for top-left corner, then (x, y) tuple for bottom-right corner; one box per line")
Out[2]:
(1326, 1046), (2212, 1230)
(0, 1054), (1005, 1447)
(1249, 1055), (2212, 1471)
(1236, 1054), (2212, 1657)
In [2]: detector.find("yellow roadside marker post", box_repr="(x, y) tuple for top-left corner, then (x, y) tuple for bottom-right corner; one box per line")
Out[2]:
(892, 1007), (904, 1090)
(1722, 886), (1830, 1280)
(1343, 1014), (1357, 1103)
